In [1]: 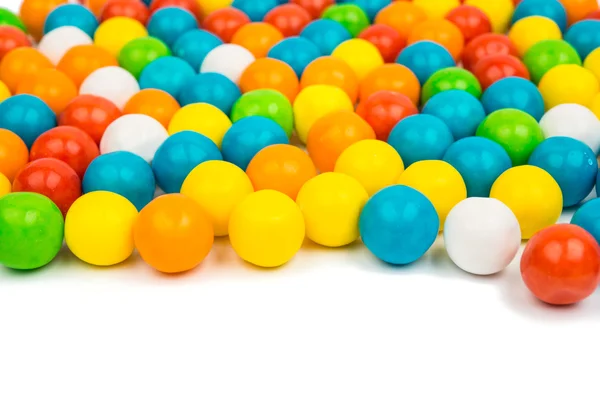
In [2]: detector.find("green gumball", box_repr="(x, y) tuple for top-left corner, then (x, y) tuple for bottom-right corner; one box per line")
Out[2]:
(322, 4), (370, 37)
(523, 40), (582, 84)
(0, 8), (26, 32)
(422, 67), (482, 105)
(118, 37), (171, 79)
(231, 89), (294, 137)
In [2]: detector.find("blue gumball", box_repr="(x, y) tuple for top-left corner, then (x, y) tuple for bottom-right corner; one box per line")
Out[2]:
(82, 151), (155, 210)
(422, 90), (485, 140)
(0, 94), (56, 148)
(152, 131), (223, 193)
(481, 77), (545, 121)
(572, 198), (600, 244)
(396, 40), (456, 85)
(300, 19), (352, 56)
(44, 4), (98, 37)
(139, 56), (196, 99)
(172, 29), (223, 71)
(268, 37), (321, 77)
(512, 0), (568, 32)
(221, 116), (289, 170)
(359, 185), (439, 265)
(232, 0), (279, 21)
(528, 136), (597, 207)
(147, 7), (198, 48)
(387, 114), (454, 167)
(565, 20), (600, 60)
(177, 73), (241, 114)
(443, 137), (512, 197)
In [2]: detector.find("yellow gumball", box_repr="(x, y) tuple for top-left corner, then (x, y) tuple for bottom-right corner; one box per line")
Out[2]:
(584, 47), (600, 82)
(414, 0), (460, 19)
(589, 94), (600, 119)
(229, 190), (305, 268)
(94, 17), (148, 57)
(396, 160), (466, 227)
(197, 0), (233, 14)
(331, 38), (384, 81)
(65, 191), (138, 266)
(539, 64), (599, 109)
(293, 84), (354, 143)
(168, 103), (232, 148)
(465, 0), (514, 33)
(490, 165), (562, 239)
(180, 160), (253, 236)
(0, 81), (10, 103)
(296, 172), (368, 247)
(0, 172), (10, 197)
(508, 16), (562, 57)
(334, 140), (404, 197)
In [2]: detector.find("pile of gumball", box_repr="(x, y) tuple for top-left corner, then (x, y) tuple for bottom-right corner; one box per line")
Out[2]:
(2, 0), (600, 307)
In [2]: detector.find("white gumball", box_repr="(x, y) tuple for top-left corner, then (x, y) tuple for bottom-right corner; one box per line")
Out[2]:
(539, 104), (600, 154)
(200, 44), (255, 84)
(80, 66), (140, 110)
(37, 26), (92, 65)
(443, 198), (521, 276)
(100, 114), (168, 162)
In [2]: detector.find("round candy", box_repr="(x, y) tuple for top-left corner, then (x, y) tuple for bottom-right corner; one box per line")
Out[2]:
(331, 38), (384, 81)
(359, 185), (439, 265)
(231, 89), (294, 137)
(149, 0), (201, 21)
(264, 4), (312, 37)
(0, 94), (56, 148)
(407, 19), (465, 61)
(291, 0), (334, 19)
(268, 36), (320, 78)
(359, 64), (420, 105)
(178, 72), (240, 114)
(422, 90), (486, 140)
(300, 19), (352, 56)
(0, 192), (64, 270)
(508, 16), (562, 57)
(464, 0), (515, 33)
(134, 194), (214, 274)
(300, 56), (359, 103)
(180, 160), (253, 236)
(512, 0), (568, 32)
(396, 40), (456, 86)
(539, 103), (600, 153)
(59, 95), (122, 145)
(584, 47), (600, 82)
(0, 26), (32, 60)
(444, 198), (521, 275)
(231, 0), (278, 21)
(0, 128), (29, 182)
(246, 144), (317, 200)
(118, 37), (170, 79)
(322, 4), (369, 37)
(37, 26), (92, 65)
(0, 8), (26, 31)
(82, 151), (155, 210)
(358, 24), (405, 64)
(461, 33), (519, 71)
(521, 224), (600, 305)
(16, 68), (77, 114)
(445, 5), (492, 43)
(421, 67), (482, 104)
(539, 64), (599, 109)
(147, 6), (198, 48)
(413, 0), (459, 19)
(232, 22), (284, 59)
(44, 4), (99, 37)
(198, 0), (235, 15)
(94, 17), (148, 57)
(20, 0), (68, 40)
(101, 114), (168, 162)
(202, 7), (250, 43)
(57, 44), (119, 88)
(0, 172), (9, 197)
(472, 54), (530, 90)
(564, 19), (600, 59)
(374, 2), (428, 42)
(80, 66), (140, 110)
(168, 103), (232, 148)
(200, 43), (255, 84)
(561, 0), (598, 25)
(123, 89), (180, 128)
(481, 77), (545, 120)
(572, 198), (600, 244)
(357, 91), (418, 142)
(346, 0), (391, 22)
(138, 56), (195, 100)
(172, 29), (223, 71)
(239, 58), (299, 102)
(101, 0), (150, 24)
(65, 191), (138, 266)
(490, 165), (562, 239)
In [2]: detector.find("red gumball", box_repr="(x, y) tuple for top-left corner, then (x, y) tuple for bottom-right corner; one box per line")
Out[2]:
(356, 90), (418, 141)
(59, 95), (122, 145)
(290, 0), (334, 19)
(358, 24), (406, 63)
(264, 4), (312, 37)
(472, 54), (530, 90)
(0, 26), (32, 60)
(521, 224), (600, 306)
(445, 5), (492, 43)
(100, 0), (150, 24)
(149, 0), (202, 22)
(13, 158), (82, 216)
(202, 7), (250, 43)
(462, 33), (519, 71)
(30, 126), (100, 178)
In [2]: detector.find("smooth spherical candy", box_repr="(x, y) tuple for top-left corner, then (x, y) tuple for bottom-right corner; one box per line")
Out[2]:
(264, 4), (311, 37)
(65, 191), (138, 266)
(464, 0), (515, 33)
(476, 109), (544, 165)
(94, 17), (148, 57)
(134, 194), (214, 274)
(444, 198), (520, 275)
(490, 165), (562, 239)
(138, 56), (195, 100)
(300, 56), (359, 103)
(407, 19), (465, 61)
(413, 0), (459, 19)
(396, 40), (456, 86)
(231, 89), (294, 137)
(291, 0), (334, 19)
(0, 172), (9, 197)
(359, 64), (420, 105)
(564, 20), (600, 60)
(331, 38), (384, 81)
(481, 77), (545, 121)
(38, 26), (93, 65)
(359, 185), (439, 265)
(168, 103), (232, 148)
(245, 144), (317, 200)
(0, 129), (28, 182)
(0, 8), (26, 31)
(443, 137), (512, 198)
(374, 2), (428, 42)
(0, 94), (56, 148)
(231, 22), (284, 59)
(422, 90), (486, 140)
(561, 0), (598, 25)
(80, 66), (140, 110)
(44, 4), (99, 37)
(322, 4), (369, 37)
(200, 44), (255, 84)
(101, 0), (150, 24)
(358, 24), (405, 64)
(0, 192), (64, 270)
(198, 0), (234, 15)
(539, 64), (599, 109)
(101, 114), (168, 162)
(13, 158), (81, 216)
(539, 103), (600, 153)
(202, 7), (251, 43)
(572, 198), (600, 244)
(472, 54), (530, 90)
(397, 160), (467, 226)
(508, 16), (562, 57)
(239, 58), (299, 102)
(0, 26), (32, 60)
(147, 7), (197, 48)
(584, 47), (600, 82)
(172, 29), (223, 71)
(357, 91), (419, 142)
(57, 44), (119, 88)
(20, 0), (68, 40)
(512, 0), (568, 32)
(521, 224), (600, 305)
(149, 0), (201, 21)
(16, 68), (78, 114)
(177, 73), (240, 114)
(123, 89), (180, 129)
(300, 19), (352, 56)
(82, 151), (155, 210)
(421, 67), (482, 104)
(334, 140), (404, 197)
(461, 33), (519, 71)
(445, 5), (492, 43)
(59, 95), (122, 145)
(345, 0), (390, 22)
(231, 0), (277, 21)
(268, 37), (320, 78)
(118, 37), (170, 79)
(528, 136), (597, 207)
(181, 160), (253, 236)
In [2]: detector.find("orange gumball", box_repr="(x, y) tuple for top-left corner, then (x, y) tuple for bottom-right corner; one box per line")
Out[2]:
(408, 19), (465, 61)
(16, 68), (77, 114)
(375, 2), (428, 42)
(307, 110), (376, 173)
(0, 47), (53, 93)
(300, 56), (359, 103)
(123, 89), (180, 128)
(19, 0), (68, 40)
(246, 144), (317, 200)
(560, 0), (598, 25)
(359, 64), (421, 105)
(231, 22), (284, 58)
(240, 58), (299, 102)
(0, 129), (29, 182)
(57, 45), (118, 88)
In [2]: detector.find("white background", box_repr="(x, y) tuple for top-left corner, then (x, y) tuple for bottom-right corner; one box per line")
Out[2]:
(2, 1), (600, 399)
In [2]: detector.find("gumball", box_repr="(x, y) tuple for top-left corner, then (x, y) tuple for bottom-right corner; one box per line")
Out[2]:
(300, 56), (359, 103)
(464, 0), (514, 33)
(322, 4), (369, 37)
(572, 198), (600, 244)
(264, 4), (311, 37)
(0, 47), (52, 92)
(149, 0), (201, 21)
(388, 114), (454, 167)
(221, 116), (289, 170)
(0, 26), (32, 60)
(357, 91), (418, 141)
(0, 8), (26, 31)
(147, 7), (197, 48)
(445, 5), (492, 43)
(0, 94), (56, 148)
(232, 0), (278, 21)
(86, 0), (114, 16)
(523, 40), (581, 84)
(19, 0), (68, 40)
(13, 158), (81, 216)
(359, 185), (439, 265)
(65, 191), (138, 266)
(37, 26), (93, 65)
(539, 103), (600, 154)
(481, 78), (544, 123)
(197, 0), (234, 14)
(232, 89), (294, 137)
(331, 38), (384, 81)
(411, 0), (458, 19)
(82, 151), (155, 210)
(407, 19), (465, 61)
(246, 144), (317, 200)
(172, 29), (223, 71)
(512, 0), (568, 32)
(539, 64), (599, 109)
(80, 66), (140, 110)
(231, 22), (284, 59)
(422, 90), (485, 140)
(153, 131), (222, 193)
(396, 41), (456, 86)
(300, 19), (352, 56)
(200, 44), (255, 84)
(564, 20), (600, 60)
(181, 160), (253, 236)
(473, 54), (530, 90)
(0, 192), (64, 270)
(357, 24), (405, 64)
(57, 44), (118, 88)
(374, 2), (427, 42)
(168, 103), (232, 147)
(461, 33), (519, 71)
(202, 7), (250, 43)
(508, 16), (562, 57)
(101, 114), (168, 162)
(59, 95), (121, 145)
(178, 73), (241, 114)
(117, 37), (170, 79)
(138, 56), (195, 100)
(239, 58), (299, 102)
(359, 64), (420, 105)
(44, 4), (99, 37)
(0, 172), (9, 197)
(0, 129), (28, 182)
(30, 126), (100, 178)
(291, 0), (334, 19)
(561, 0), (598, 25)
(342, 0), (390, 22)
(94, 16), (148, 57)
(123, 89), (180, 128)
(100, 0), (150, 24)
(268, 37), (320, 78)
(584, 47), (600, 82)
(521, 224), (600, 305)
(16, 68), (78, 114)
(421, 67), (481, 104)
